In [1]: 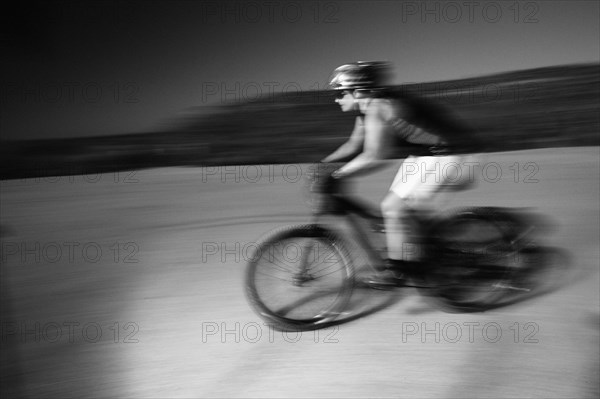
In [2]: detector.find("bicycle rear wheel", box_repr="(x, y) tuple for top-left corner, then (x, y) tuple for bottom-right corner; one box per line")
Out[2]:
(420, 209), (520, 311)
(245, 224), (354, 331)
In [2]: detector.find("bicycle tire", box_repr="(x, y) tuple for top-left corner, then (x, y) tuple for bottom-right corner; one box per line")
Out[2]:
(245, 224), (354, 331)
(419, 208), (522, 312)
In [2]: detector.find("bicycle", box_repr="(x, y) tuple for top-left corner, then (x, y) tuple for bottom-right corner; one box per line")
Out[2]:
(245, 162), (536, 331)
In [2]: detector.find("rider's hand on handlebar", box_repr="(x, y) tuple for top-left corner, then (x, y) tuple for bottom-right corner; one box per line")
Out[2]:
(307, 162), (344, 194)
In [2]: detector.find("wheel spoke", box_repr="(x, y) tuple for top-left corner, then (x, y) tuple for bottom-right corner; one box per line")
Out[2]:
(245, 226), (353, 329)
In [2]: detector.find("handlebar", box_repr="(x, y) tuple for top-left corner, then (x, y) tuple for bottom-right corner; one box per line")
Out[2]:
(306, 162), (345, 195)
(304, 162), (352, 215)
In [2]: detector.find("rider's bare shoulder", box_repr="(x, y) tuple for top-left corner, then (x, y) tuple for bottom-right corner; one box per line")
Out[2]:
(364, 98), (402, 122)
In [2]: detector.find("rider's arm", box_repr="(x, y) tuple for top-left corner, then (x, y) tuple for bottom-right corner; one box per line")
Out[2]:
(332, 101), (394, 178)
(321, 117), (365, 163)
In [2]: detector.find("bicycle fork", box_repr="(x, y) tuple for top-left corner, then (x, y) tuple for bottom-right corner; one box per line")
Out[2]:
(292, 237), (318, 286)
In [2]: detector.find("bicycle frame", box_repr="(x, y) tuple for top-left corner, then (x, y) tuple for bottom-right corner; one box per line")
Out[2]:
(308, 192), (392, 271)
(306, 182), (455, 272)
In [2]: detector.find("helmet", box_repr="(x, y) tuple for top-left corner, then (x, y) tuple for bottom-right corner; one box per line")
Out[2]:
(328, 61), (391, 91)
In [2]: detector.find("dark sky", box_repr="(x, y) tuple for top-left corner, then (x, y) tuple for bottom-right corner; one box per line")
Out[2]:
(1, 0), (598, 140)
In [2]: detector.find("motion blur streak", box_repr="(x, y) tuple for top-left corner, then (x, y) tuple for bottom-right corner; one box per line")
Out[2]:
(1, 64), (598, 180)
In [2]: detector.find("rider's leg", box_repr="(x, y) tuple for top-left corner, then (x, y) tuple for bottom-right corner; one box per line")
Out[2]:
(367, 155), (461, 288)
(386, 154), (464, 261)
(365, 160), (421, 288)
(365, 190), (415, 288)
(385, 155), (462, 260)
(383, 156), (425, 263)
(381, 192), (417, 261)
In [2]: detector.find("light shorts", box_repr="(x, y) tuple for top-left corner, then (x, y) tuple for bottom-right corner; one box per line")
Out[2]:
(390, 155), (465, 201)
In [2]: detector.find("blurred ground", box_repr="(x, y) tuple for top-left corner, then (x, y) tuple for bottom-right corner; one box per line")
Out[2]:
(1, 147), (599, 398)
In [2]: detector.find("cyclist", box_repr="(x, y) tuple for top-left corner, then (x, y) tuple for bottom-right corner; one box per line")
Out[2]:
(321, 61), (479, 287)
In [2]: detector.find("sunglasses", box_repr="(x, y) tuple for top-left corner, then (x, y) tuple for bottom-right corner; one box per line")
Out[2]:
(335, 90), (353, 99)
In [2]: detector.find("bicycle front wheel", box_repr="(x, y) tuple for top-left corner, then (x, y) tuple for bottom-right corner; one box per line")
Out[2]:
(245, 224), (354, 331)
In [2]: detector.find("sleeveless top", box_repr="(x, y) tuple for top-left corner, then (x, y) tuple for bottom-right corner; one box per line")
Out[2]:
(377, 90), (481, 156)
